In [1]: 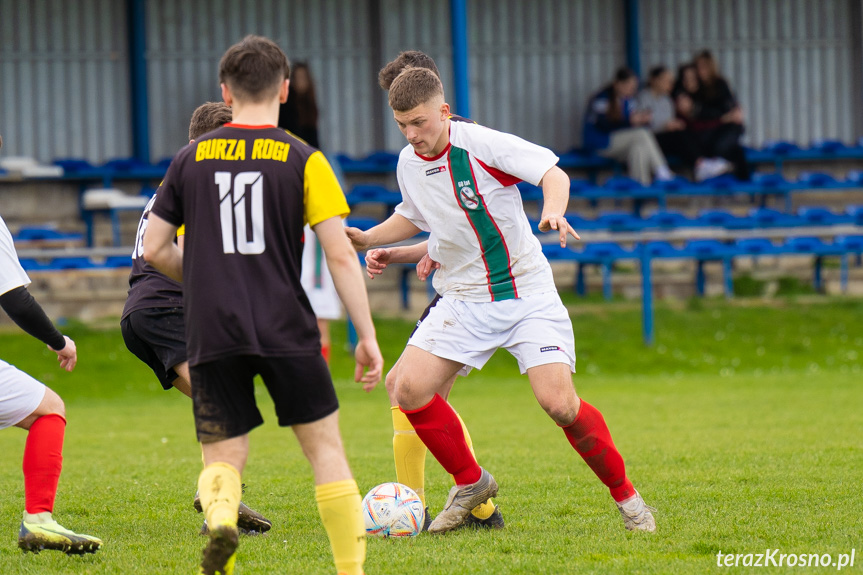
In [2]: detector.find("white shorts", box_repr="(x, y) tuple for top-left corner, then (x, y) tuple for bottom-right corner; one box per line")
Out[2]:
(408, 292), (576, 375)
(301, 226), (342, 320)
(0, 359), (46, 429)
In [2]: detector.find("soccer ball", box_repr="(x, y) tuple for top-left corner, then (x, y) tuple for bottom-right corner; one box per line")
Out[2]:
(361, 482), (425, 537)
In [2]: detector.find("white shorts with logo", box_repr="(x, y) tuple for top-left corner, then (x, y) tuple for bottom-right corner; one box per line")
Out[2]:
(0, 359), (46, 429)
(407, 291), (576, 375)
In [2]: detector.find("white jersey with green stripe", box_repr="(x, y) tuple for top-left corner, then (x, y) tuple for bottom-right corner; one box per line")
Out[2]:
(394, 120), (559, 302)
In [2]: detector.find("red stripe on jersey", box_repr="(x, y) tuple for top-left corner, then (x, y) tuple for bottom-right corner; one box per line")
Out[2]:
(476, 158), (522, 187)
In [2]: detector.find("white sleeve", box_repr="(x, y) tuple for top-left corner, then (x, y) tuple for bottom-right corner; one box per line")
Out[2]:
(456, 123), (559, 186)
(0, 217), (31, 295)
(393, 164), (430, 232)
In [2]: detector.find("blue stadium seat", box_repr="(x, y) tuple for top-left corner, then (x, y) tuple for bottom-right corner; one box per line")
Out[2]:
(846, 205), (863, 225)
(748, 207), (797, 227)
(751, 172), (792, 189)
(13, 226), (83, 243)
(18, 258), (47, 271)
(53, 158), (97, 173)
(809, 139), (848, 154)
(797, 206), (847, 226)
(569, 179), (592, 195)
(761, 140), (801, 155)
(846, 170), (863, 185)
(344, 217), (380, 231)
(541, 244), (579, 261)
(641, 241), (684, 258)
(797, 171), (840, 188)
(104, 256), (133, 268)
(516, 182), (544, 202)
(601, 176), (644, 193)
(46, 257), (98, 270)
(784, 236), (827, 253)
(695, 210), (738, 228)
(651, 176), (690, 192)
(595, 211), (642, 231)
(643, 211), (690, 229)
(836, 235), (863, 252)
(735, 238), (781, 255)
(685, 239), (735, 258)
(345, 185), (400, 208)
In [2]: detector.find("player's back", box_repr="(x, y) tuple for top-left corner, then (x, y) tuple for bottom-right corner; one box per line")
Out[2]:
(152, 124), (326, 365)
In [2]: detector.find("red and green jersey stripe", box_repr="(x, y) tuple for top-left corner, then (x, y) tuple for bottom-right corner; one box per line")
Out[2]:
(447, 145), (517, 301)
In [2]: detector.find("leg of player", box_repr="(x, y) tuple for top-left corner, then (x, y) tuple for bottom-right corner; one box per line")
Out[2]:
(15, 387), (102, 554)
(526, 363), (656, 532)
(293, 411), (365, 575)
(395, 346), (499, 534)
(171, 361), (193, 397)
(198, 436), (247, 575)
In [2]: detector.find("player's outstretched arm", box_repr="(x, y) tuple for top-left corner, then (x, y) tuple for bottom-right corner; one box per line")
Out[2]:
(538, 165), (581, 247)
(365, 241), (431, 279)
(315, 216), (384, 390)
(0, 287), (77, 371)
(345, 213), (421, 252)
(142, 214), (183, 282)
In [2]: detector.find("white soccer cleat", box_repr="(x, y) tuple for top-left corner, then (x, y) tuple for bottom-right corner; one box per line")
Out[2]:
(616, 491), (656, 532)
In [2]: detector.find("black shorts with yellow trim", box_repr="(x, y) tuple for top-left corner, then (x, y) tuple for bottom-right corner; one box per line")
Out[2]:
(190, 353), (338, 443)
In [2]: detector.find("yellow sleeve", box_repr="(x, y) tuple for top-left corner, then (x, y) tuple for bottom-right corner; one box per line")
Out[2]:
(304, 151), (350, 227)
(176, 225), (185, 238)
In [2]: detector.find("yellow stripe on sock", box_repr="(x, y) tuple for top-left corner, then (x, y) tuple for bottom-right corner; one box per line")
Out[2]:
(197, 462), (241, 528)
(455, 412), (496, 520)
(316, 479), (365, 575)
(391, 406), (427, 507)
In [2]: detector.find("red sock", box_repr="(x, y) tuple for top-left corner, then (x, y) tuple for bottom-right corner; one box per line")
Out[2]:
(402, 394), (481, 485)
(23, 414), (66, 514)
(562, 401), (635, 502)
(321, 344), (331, 364)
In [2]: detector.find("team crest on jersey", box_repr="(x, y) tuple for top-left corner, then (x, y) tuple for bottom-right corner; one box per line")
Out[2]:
(426, 166), (447, 176)
(458, 184), (480, 210)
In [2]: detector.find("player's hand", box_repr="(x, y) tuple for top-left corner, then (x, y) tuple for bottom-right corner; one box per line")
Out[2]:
(353, 337), (384, 392)
(365, 248), (392, 279)
(50, 336), (77, 372)
(345, 227), (372, 252)
(538, 213), (580, 247)
(416, 254), (440, 281)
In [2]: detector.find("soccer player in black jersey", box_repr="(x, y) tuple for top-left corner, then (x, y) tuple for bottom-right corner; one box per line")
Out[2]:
(120, 101), (272, 535)
(144, 36), (383, 575)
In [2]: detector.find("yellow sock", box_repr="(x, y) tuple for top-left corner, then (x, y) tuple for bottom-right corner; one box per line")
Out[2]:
(198, 462), (242, 528)
(455, 412), (496, 520)
(391, 406), (427, 507)
(316, 479), (365, 575)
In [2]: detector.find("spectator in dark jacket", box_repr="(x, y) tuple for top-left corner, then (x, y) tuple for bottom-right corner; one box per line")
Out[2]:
(689, 51), (750, 180)
(637, 65), (731, 181)
(278, 62), (320, 148)
(582, 67), (673, 185)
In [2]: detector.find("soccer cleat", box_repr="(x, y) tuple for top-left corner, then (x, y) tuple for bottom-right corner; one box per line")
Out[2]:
(462, 504), (505, 530)
(617, 491), (656, 532)
(18, 516), (102, 555)
(195, 489), (272, 534)
(427, 468), (498, 534)
(199, 522), (238, 575)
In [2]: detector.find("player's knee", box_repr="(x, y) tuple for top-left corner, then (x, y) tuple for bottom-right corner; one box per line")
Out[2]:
(541, 395), (579, 427)
(40, 388), (66, 419)
(384, 367), (398, 399)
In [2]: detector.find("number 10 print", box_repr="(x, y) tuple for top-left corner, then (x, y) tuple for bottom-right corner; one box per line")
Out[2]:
(215, 171), (266, 255)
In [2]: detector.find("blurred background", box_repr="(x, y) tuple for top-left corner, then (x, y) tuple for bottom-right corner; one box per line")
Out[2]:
(0, 0), (861, 333)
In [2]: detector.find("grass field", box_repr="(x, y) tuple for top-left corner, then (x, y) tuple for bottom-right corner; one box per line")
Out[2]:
(0, 296), (861, 574)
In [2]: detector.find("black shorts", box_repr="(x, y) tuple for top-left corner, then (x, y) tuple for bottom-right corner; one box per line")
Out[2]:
(120, 307), (187, 390)
(190, 354), (339, 443)
(409, 294), (442, 339)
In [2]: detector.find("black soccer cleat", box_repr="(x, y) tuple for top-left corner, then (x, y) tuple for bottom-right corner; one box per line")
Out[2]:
(194, 486), (273, 534)
(462, 505), (505, 530)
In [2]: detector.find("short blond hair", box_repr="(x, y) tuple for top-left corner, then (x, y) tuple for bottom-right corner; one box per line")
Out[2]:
(388, 67), (444, 112)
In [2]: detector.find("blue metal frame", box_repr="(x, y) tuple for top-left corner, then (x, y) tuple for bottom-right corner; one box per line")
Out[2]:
(450, 0), (471, 118)
(128, 0), (150, 164)
(623, 0), (641, 76)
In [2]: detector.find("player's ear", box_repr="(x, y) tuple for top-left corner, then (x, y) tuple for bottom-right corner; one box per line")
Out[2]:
(279, 79), (289, 104)
(189, 139), (194, 145)
(221, 83), (233, 106)
(440, 102), (450, 120)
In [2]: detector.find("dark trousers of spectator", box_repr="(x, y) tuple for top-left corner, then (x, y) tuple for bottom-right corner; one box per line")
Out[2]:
(696, 124), (750, 180)
(655, 130), (703, 170)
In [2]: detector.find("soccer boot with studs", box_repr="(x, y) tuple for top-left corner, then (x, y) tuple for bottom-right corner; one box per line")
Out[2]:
(195, 485), (272, 534)
(428, 468), (498, 534)
(462, 504), (504, 529)
(616, 491), (656, 532)
(18, 512), (102, 555)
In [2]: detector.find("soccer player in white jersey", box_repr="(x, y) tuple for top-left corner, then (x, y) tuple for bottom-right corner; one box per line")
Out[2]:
(347, 67), (656, 533)
(0, 135), (102, 554)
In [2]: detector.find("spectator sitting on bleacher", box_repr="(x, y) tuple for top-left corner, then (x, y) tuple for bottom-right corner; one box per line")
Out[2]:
(684, 51), (750, 181)
(636, 65), (731, 181)
(582, 67), (674, 185)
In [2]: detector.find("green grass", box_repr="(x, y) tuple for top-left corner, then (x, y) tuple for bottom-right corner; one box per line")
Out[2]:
(1, 297), (862, 574)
